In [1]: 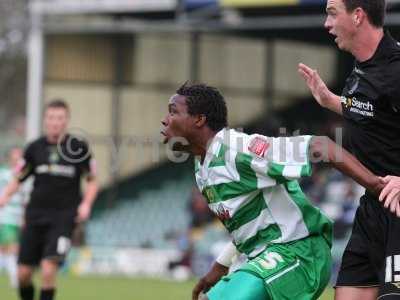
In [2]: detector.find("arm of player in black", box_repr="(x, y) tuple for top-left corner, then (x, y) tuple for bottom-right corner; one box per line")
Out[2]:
(309, 136), (384, 196)
(76, 176), (98, 223)
(76, 156), (99, 223)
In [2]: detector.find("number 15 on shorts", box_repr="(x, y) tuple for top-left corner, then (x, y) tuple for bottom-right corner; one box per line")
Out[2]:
(386, 255), (400, 283)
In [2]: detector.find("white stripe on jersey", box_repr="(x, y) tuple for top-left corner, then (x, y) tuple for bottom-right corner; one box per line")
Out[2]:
(267, 185), (309, 243)
(231, 207), (274, 244)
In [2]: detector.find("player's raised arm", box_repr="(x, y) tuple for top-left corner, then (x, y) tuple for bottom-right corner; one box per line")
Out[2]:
(76, 154), (99, 223)
(298, 63), (343, 115)
(309, 136), (384, 195)
(76, 176), (98, 223)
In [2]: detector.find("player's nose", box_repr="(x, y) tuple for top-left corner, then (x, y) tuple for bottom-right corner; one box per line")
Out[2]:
(324, 17), (332, 30)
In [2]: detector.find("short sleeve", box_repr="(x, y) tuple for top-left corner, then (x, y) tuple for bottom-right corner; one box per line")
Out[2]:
(16, 143), (35, 182)
(244, 134), (313, 181)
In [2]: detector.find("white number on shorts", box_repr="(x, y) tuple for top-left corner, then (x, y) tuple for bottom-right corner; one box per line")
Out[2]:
(385, 255), (400, 283)
(258, 252), (284, 269)
(57, 236), (71, 255)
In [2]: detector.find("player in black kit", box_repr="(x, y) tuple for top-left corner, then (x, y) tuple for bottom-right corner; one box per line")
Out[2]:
(0, 100), (98, 300)
(299, 0), (400, 299)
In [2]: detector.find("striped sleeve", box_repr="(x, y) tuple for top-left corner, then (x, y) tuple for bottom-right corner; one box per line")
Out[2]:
(244, 134), (313, 180)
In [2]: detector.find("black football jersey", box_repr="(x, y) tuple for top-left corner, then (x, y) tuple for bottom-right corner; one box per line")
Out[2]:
(18, 135), (95, 212)
(341, 32), (400, 177)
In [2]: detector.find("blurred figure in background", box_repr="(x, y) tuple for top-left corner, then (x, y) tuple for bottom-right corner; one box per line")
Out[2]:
(0, 99), (98, 300)
(0, 147), (28, 288)
(189, 186), (214, 229)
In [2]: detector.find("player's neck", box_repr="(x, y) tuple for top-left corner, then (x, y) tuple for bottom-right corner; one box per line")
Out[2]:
(352, 27), (384, 62)
(46, 134), (62, 144)
(191, 129), (218, 164)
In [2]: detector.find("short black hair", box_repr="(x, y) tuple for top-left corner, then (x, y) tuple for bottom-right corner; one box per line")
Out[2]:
(343, 0), (386, 27)
(45, 99), (70, 113)
(176, 82), (228, 132)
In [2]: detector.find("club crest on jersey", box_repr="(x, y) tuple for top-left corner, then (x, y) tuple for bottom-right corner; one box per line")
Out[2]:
(216, 204), (231, 221)
(248, 137), (269, 157)
(341, 96), (352, 108)
(204, 188), (214, 203)
(49, 150), (60, 164)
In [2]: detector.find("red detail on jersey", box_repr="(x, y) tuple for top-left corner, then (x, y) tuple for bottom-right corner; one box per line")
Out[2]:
(216, 204), (231, 221)
(248, 137), (269, 157)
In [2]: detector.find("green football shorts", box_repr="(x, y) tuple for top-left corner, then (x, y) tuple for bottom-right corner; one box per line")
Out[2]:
(207, 235), (331, 300)
(0, 224), (20, 245)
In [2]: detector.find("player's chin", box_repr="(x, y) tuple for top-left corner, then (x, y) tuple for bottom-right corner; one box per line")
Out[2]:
(335, 39), (346, 50)
(161, 131), (169, 144)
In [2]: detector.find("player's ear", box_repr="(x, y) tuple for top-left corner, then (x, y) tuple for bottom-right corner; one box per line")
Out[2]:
(353, 8), (364, 26)
(195, 114), (207, 128)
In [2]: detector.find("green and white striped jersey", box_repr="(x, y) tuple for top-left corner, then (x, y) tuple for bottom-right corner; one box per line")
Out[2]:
(0, 166), (27, 226)
(195, 128), (332, 258)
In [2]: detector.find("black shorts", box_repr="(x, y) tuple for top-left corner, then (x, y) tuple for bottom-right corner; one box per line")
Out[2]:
(18, 209), (76, 266)
(336, 194), (400, 297)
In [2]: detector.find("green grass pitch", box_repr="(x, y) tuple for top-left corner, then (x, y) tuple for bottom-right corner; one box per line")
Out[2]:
(0, 274), (334, 299)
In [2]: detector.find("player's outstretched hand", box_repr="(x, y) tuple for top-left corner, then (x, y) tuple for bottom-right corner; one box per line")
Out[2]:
(192, 262), (228, 300)
(298, 63), (333, 108)
(379, 176), (400, 217)
(76, 202), (92, 222)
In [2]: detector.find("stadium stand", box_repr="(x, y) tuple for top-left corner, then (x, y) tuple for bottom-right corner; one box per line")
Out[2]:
(86, 161), (195, 249)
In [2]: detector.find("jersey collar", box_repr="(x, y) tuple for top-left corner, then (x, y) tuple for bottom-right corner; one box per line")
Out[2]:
(197, 127), (228, 170)
(358, 30), (395, 66)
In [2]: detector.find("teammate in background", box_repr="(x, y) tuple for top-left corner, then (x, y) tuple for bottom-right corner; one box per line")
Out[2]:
(0, 147), (28, 288)
(161, 83), (384, 300)
(0, 100), (98, 300)
(298, 0), (400, 298)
